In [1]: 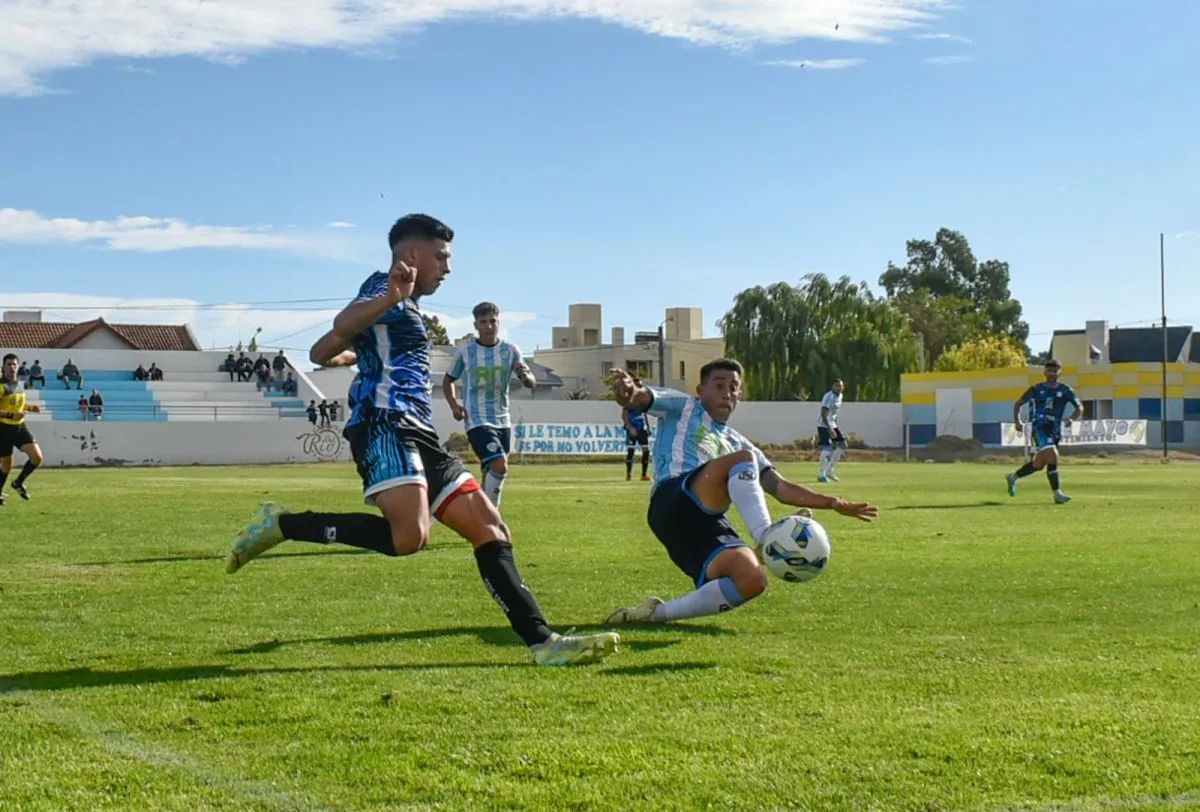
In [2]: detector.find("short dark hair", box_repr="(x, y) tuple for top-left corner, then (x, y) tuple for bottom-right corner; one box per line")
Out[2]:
(473, 301), (500, 319)
(1044, 359), (1062, 369)
(387, 214), (454, 250)
(3, 353), (17, 364)
(700, 358), (744, 383)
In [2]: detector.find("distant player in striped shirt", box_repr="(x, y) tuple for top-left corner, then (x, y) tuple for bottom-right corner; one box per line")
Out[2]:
(443, 302), (536, 508)
(604, 359), (877, 626)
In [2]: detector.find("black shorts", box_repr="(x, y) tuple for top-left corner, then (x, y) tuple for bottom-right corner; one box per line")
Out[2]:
(817, 426), (846, 448)
(466, 425), (512, 466)
(1031, 422), (1062, 451)
(626, 430), (650, 448)
(0, 422), (35, 457)
(647, 465), (749, 587)
(343, 409), (474, 514)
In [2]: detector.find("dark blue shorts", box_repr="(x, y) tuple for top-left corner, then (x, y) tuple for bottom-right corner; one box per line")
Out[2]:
(1032, 422), (1062, 450)
(343, 410), (472, 510)
(647, 464), (748, 587)
(817, 426), (846, 448)
(467, 425), (512, 466)
(626, 430), (650, 448)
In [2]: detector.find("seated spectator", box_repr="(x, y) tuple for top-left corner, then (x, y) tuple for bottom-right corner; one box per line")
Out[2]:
(272, 350), (288, 379)
(88, 389), (104, 420)
(78, 394), (89, 419)
(282, 373), (298, 396)
(134, 363), (148, 381)
(148, 362), (163, 381)
(59, 358), (83, 390)
(236, 353), (253, 382)
(253, 355), (272, 389)
(27, 360), (45, 388)
(17, 361), (28, 380)
(220, 353), (237, 381)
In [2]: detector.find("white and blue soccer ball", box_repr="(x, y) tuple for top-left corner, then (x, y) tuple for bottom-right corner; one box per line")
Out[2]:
(758, 511), (831, 583)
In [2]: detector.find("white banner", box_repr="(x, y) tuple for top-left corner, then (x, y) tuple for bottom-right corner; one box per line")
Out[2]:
(514, 422), (644, 455)
(1000, 419), (1148, 448)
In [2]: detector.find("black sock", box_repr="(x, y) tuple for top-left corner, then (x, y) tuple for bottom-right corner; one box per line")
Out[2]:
(278, 512), (397, 556)
(12, 460), (38, 488)
(624, 450), (634, 476)
(1014, 461), (1037, 479)
(0, 469), (8, 492)
(1047, 465), (1060, 491)
(474, 540), (552, 647)
(641, 449), (650, 477)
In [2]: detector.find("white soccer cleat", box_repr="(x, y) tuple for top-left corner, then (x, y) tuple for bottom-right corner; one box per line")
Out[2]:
(530, 631), (620, 666)
(604, 596), (665, 625)
(225, 501), (288, 574)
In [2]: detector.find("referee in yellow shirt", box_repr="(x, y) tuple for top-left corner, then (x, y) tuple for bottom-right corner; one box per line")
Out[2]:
(1, 353), (45, 504)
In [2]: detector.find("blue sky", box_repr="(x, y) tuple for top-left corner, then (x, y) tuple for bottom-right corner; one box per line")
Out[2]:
(1, 0), (1197, 366)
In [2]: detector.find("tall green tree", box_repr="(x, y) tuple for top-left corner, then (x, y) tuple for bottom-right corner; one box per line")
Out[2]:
(718, 274), (921, 402)
(421, 314), (450, 346)
(880, 228), (1029, 365)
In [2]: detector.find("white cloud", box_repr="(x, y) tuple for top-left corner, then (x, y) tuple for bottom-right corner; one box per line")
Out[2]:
(0, 207), (344, 257)
(116, 64), (156, 74)
(925, 53), (973, 65)
(0, 0), (950, 96)
(764, 58), (864, 70)
(327, 221), (357, 229)
(0, 292), (541, 363)
(913, 32), (972, 43)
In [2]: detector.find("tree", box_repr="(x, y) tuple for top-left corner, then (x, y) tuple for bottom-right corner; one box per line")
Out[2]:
(934, 335), (1029, 372)
(718, 274), (921, 402)
(422, 314), (450, 346)
(880, 228), (1029, 365)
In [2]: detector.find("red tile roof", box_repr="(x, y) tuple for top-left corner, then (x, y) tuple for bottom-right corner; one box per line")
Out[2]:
(0, 318), (199, 352)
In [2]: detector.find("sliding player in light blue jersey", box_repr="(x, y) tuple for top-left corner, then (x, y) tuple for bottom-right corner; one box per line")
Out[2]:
(443, 302), (536, 508)
(604, 359), (878, 625)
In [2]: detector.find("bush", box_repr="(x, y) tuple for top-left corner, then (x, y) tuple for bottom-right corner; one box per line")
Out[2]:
(443, 432), (470, 453)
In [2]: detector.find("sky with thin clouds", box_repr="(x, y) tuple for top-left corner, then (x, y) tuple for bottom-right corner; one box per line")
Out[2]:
(2, 0), (1198, 362)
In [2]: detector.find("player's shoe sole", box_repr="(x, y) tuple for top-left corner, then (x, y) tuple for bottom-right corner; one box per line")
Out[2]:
(605, 596), (665, 625)
(1006, 473), (1018, 497)
(225, 501), (288, 574)
(530, 631), (620, 666)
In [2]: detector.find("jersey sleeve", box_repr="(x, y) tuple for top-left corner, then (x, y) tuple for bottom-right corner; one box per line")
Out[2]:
(643, 386), (690, 416)
(742, 436), (774, 472)
(509, 344), (529, 375)
(352, 273), (407, 325)
(1016, 386), (1036, 406)
(446, 346), (466, 380)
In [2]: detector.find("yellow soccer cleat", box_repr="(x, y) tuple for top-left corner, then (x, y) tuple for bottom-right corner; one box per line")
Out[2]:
(225, 501), (288, 574)
(530, 631), (620, 666)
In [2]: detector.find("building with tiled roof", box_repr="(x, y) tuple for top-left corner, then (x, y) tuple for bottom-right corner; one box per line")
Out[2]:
(0, 312), (200, 352)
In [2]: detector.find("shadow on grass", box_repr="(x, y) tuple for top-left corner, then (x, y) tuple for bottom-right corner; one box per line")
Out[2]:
(600, 662), (718, 676)
(224, 622), (734, 656)
(77, 549), (372, 567)
(890, 501), (1006, 511)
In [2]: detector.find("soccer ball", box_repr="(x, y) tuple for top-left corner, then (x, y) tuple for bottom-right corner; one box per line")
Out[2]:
(758, 512), (831, 583)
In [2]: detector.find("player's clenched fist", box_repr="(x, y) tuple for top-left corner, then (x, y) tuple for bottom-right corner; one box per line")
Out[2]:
(386, 261), (417, 305)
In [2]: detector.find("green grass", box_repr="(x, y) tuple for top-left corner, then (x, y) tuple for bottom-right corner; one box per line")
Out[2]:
(1, 461), (1199, 811)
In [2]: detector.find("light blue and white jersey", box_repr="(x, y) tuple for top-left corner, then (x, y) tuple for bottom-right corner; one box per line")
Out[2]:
(818, 389), (842, 429)
(640, 386), (772, 488)
(447, 339), (528, 429)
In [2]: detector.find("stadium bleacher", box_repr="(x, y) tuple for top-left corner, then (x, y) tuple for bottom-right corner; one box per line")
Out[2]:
(24, 369), (308, 422)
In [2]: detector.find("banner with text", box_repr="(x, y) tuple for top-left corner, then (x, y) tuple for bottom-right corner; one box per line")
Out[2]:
(1000, 420), (1148, 448)
(515, 422), (648, 455)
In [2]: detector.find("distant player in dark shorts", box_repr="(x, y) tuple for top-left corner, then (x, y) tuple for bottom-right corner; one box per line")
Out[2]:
(1007, 359), (1083, 504)
(602, 360), (878, 626)
(0, 353), (45, 505)
(223, 214), (618, 667)
(622, 386), (651, 481)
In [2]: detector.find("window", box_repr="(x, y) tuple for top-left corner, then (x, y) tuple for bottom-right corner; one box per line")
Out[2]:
(1085, 399), (1113, 420)
(678, 360), (686, 380)
(626, 360), (651, 380)
(601, 361), (613, 378)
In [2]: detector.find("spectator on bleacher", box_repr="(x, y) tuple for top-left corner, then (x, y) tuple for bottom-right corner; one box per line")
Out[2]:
(221, 353), (237, 381)
(59, 359), (83, 390)
(235, 353), (253, 382)
(134, 363), (148, 381)
(253, 355), (271, 389)
(88, 389), (104, 420)
(281, 373), (298, 397)
(148, 362), (163, 381)
(306, 400), (318, 425)
(17, 361), (28, 380)
(27, 360), (45, 389)
(78, 394), (89, 419)
(272, 350), (288, 379)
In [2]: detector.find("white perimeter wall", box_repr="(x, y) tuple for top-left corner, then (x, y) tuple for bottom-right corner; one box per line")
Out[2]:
(32, 400), (903, 468)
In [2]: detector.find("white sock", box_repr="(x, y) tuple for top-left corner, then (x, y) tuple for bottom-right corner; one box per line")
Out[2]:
(726, 461), (773, 544)
(819, 449), (831, 476)
(655, 578), (746, 621)
(484, 470), (507, 507)
(830, 446), (845, 471)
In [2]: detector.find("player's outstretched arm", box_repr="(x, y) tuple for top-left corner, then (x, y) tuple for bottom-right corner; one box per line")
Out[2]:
(331, 262), (415, 340)
(309, 330), (357, 367)
(607, 369), (652, 411)
(761, 468), (878, 522)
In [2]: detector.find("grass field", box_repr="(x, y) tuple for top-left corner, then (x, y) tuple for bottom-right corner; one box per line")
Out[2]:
(1, 460), (1199, 811)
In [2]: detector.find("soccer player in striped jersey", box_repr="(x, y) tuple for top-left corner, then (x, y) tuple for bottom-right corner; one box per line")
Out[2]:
(223, 214), (619, 667)
(443, 302), (535, 508)
(604, 359), (877, 625)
